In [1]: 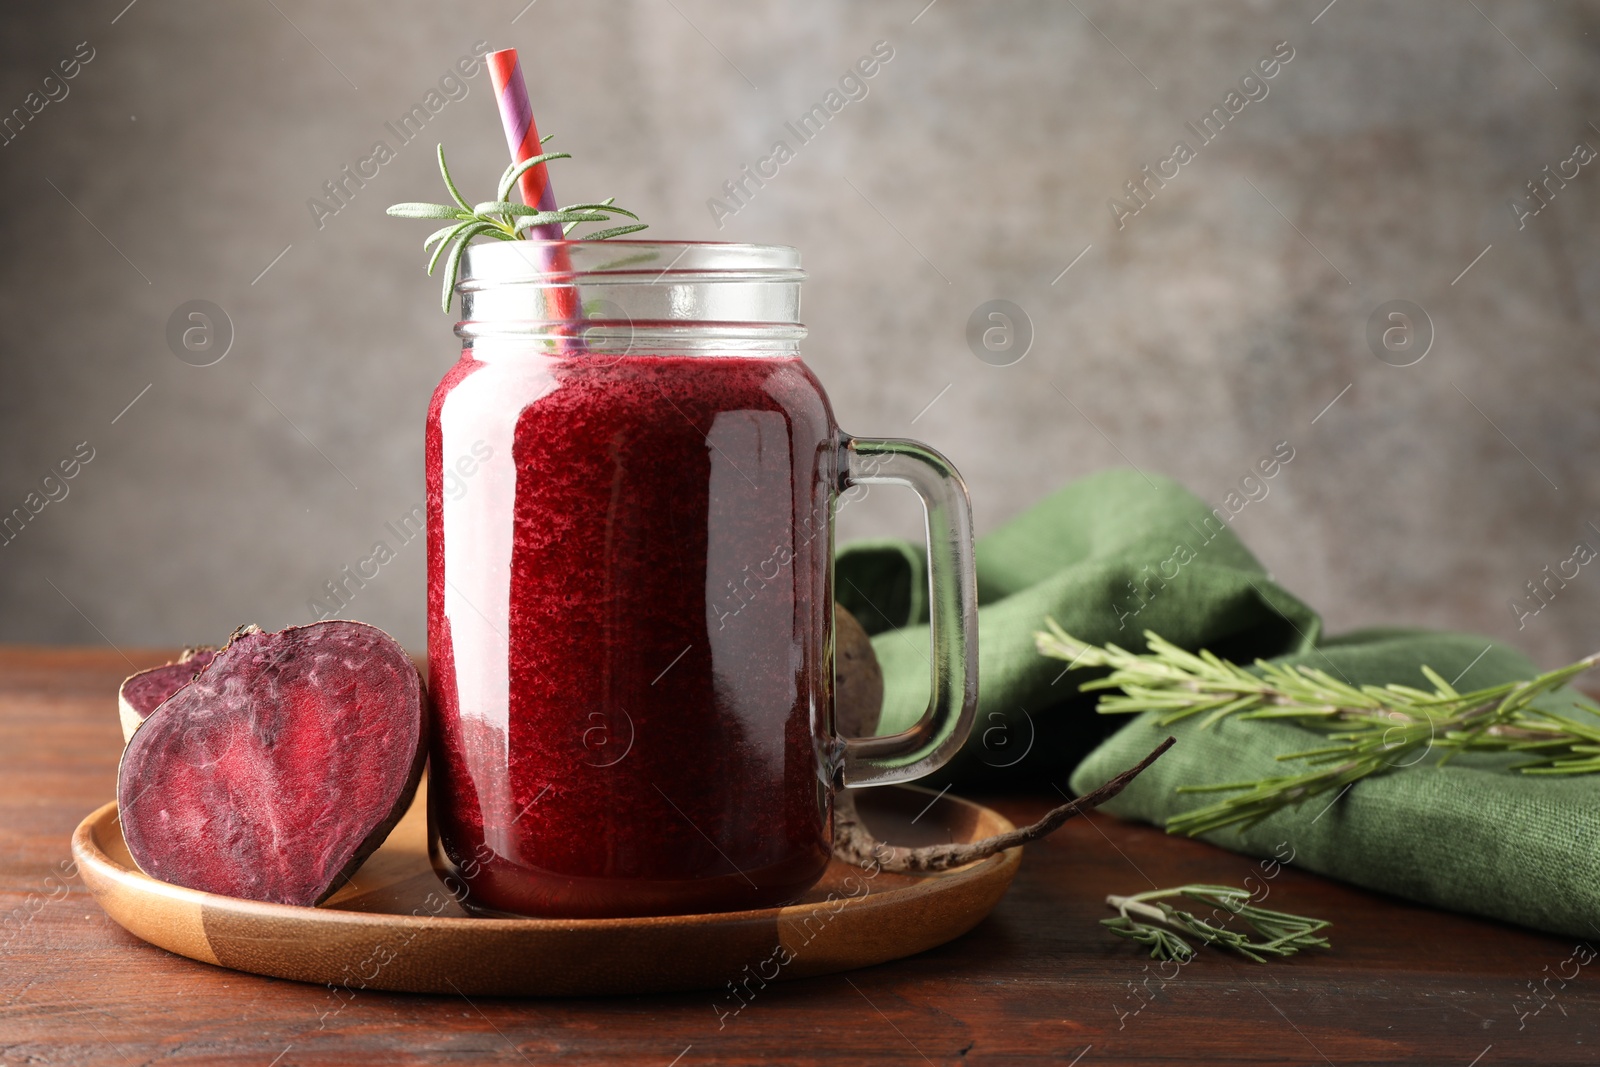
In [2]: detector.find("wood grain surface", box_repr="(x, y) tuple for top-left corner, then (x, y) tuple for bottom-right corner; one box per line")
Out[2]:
(3, 646), (1597, 1065)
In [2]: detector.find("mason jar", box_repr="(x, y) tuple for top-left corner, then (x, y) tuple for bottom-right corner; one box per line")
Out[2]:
(426, 241), (978, 918)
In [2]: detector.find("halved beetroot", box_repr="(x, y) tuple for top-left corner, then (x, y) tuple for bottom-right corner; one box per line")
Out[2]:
(117, 621), (425, 907)
(119, 647), (217, 743)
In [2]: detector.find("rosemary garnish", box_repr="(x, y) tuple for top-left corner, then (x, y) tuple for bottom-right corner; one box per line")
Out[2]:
(1103, 884), (1331, 962)
(1036, 621), (1600, 836)
(386, 140), (647, 311)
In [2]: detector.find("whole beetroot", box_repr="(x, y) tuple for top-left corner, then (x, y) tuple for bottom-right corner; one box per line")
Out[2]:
(117, 621), (425, 907)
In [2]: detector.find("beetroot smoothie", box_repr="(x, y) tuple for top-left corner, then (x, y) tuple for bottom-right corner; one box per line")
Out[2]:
(426, 341), (837, 917)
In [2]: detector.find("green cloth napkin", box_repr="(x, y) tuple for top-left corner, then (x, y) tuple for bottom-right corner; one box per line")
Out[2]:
(837, 468), (1600, 938)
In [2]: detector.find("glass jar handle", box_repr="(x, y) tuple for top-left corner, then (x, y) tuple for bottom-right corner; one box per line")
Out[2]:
(836, 435), (979, 787)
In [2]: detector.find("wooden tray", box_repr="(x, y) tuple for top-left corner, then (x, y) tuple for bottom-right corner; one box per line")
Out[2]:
(72, 777), (1020, 996)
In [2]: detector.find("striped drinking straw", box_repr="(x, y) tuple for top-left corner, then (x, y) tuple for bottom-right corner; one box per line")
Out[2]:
(485, 48), (580, 323)
(486, 49), (562, 237)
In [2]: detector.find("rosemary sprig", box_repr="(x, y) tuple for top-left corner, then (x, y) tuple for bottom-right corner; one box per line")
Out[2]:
(387, 140), (647, 311)
(1035, 620), (1600, 836)
(1103, 884), (1331, 962)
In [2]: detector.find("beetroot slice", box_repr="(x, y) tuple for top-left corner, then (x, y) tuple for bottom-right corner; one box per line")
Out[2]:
(118, 647), (217, 743)
(117, 621), (425, 907)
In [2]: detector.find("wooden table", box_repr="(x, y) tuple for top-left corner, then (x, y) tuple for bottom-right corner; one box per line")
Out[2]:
(3, 647), (1596, 1065)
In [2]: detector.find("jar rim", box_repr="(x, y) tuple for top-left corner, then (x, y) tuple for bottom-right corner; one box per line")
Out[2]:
(459, 240), (804, 290)
(457, 240), (807, 342)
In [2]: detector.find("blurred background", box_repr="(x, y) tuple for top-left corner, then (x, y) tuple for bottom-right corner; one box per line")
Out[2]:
(1, 0), (1597, 665)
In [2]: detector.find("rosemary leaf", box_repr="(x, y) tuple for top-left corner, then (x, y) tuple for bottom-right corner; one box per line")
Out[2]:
(473, 201), (551, 218)
(559, 201), (640, 219)
(386, 202), (466, 220)
(439, 223), (492, 312)
(570, 223), (649, 241)
(426, 221), (477, 277)
(437, 144), (473, 214)
(497, 147), (569, 202)
(422, 223), (463, 252)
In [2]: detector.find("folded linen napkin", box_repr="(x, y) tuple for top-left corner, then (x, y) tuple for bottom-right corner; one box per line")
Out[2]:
(838, 468), (1600, 937)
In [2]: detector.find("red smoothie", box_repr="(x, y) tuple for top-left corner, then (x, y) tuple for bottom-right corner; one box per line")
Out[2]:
(426, 340), (838, 917)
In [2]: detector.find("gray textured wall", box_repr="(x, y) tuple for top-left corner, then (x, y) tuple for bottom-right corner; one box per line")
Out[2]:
(2, 1), (1598, 667)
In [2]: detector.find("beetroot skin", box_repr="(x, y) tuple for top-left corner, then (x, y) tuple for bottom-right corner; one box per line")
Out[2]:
(118, 647), (217, 743)
(117, 621), (426, 906)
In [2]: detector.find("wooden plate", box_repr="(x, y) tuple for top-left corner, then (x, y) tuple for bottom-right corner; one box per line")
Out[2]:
(73, 777), (1020, 996)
